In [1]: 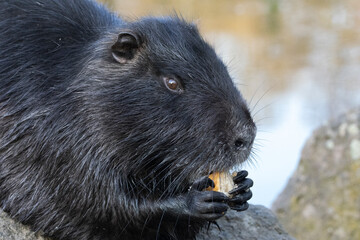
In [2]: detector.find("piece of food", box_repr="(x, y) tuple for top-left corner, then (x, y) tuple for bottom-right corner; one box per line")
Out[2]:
(206, 171), (235, 196)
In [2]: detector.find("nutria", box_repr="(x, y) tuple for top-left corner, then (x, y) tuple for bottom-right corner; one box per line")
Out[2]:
(0, 0), (256, 239)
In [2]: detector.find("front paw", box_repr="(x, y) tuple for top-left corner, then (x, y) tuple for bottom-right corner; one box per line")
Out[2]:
(186, 190), (229, 221)
(228, 170), (253, 211)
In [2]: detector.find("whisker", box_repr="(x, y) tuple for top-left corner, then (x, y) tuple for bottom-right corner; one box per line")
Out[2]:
(156, 210), (166, 240)
(250, 86), (273, 116)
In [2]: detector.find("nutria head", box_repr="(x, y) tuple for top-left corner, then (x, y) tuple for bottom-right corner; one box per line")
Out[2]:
(80, 17), (256, 196)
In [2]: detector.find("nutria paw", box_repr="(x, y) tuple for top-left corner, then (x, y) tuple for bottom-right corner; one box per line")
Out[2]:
(228, 170), (253, 211)
(190, 176), (215, 191)
(186, 177), (229, 220)
(186, 190), (229, 221)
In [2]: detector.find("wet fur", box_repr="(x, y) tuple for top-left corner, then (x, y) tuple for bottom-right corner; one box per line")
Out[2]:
(0, 0), (255, 239)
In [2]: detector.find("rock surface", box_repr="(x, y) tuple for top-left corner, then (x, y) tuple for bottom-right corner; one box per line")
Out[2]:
(0, 210), (45, 240)
(1, 204), (292, 240)
(273, 109), (360, 240)
(198, 205), (294, 240)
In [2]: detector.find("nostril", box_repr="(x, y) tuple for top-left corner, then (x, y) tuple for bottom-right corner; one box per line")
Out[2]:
(234, 138), (246, 149)
(232, 122), (257, 151)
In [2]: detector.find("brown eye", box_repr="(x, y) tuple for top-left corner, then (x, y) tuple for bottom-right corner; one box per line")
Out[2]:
(163, 77), (183, 94)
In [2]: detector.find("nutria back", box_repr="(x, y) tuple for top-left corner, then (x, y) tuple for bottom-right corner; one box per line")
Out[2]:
(0, 0), (256, 239)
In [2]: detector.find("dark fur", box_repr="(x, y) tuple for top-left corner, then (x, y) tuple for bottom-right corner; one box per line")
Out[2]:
(0, 0), (256, 239)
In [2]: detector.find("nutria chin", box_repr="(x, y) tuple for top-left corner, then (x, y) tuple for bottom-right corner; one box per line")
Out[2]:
(0, 0), (256, 239)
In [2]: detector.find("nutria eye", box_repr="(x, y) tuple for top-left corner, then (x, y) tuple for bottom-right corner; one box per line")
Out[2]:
(163, 77), (183, 94)
(167, 78), (178, 90)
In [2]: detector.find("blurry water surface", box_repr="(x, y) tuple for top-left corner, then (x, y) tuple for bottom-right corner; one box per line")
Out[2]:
(99, 0), (360, 207)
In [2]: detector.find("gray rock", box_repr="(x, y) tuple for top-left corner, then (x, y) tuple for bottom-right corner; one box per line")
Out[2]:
(272, 108), (360, 240)
(0, 209), (45, 240)
(1, 205), (293, 240)
(198, 205), (295, 240)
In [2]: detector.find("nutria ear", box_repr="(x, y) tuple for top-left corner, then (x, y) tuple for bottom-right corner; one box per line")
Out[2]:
(111, 31), (141, 63)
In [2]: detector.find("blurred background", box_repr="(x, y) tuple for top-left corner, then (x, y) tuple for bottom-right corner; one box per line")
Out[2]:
(98, 0), (360, 208)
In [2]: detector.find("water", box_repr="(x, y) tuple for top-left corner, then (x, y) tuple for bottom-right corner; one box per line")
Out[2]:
(247, 81), (315, 206)
(99, 0), (360, 207)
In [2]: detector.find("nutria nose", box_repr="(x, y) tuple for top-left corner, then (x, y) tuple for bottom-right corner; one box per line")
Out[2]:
(233, 123), (256, 151)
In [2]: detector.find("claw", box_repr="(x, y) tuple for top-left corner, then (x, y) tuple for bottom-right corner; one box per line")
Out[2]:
(230, 202), (249, 212)
(233, 170), (248, 184)
(207, 221), (222, 232)
(228, 178), (253, 195)
(228, 190), (252, 204)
